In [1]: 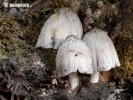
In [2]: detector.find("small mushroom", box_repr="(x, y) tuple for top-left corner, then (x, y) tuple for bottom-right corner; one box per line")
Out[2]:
(56, 35), (93, 90)
(36, 8), (83, 49)
(83, 28), (120, 83)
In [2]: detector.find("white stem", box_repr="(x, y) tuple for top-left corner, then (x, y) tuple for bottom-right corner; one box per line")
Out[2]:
(90, 72), (99, 83)
(68, 72), (79, 90)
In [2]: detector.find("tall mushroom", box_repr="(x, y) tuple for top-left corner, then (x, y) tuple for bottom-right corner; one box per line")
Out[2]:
(56, 35), (93, 90)
(36, 8), (83, 49)
(83, 28), (120, 83)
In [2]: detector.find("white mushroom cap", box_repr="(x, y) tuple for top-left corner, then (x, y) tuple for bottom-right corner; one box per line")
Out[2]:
(36, 7), (83, 49)
(56, 35), (93, 77)
(83, 28), (120, 72)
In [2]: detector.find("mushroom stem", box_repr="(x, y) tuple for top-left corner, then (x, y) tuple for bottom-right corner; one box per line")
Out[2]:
(90, 72), (99, 83)
(68, 72), (79, 90)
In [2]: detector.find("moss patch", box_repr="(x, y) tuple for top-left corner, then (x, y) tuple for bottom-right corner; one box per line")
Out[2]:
(0, 16), (31, 58)
(112, 0), (133, 83)
(113, 32), (133, 83)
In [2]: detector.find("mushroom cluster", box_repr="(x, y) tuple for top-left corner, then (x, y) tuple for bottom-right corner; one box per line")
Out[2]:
(36, 7), (120, 91)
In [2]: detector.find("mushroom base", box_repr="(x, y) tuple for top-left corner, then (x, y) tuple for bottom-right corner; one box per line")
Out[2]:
(68, 72), (79, 90)
(90, 72), (99, 83)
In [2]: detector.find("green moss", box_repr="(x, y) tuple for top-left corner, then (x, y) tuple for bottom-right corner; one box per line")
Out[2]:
(112, 31), (133, 83)
(36, 49), (57, 73)
(0, 16), (31, 58)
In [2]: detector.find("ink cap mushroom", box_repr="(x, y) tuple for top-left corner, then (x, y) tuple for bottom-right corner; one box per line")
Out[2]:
(83, 28), (120, 83)
(36, 7), (83, 49)
(56, 35), (93, 90)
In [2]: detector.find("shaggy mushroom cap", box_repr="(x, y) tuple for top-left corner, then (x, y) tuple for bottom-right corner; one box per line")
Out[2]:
(36, 7), (83, 49)
(56, 35), (93, 77)
(83, 28), (120, 72)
